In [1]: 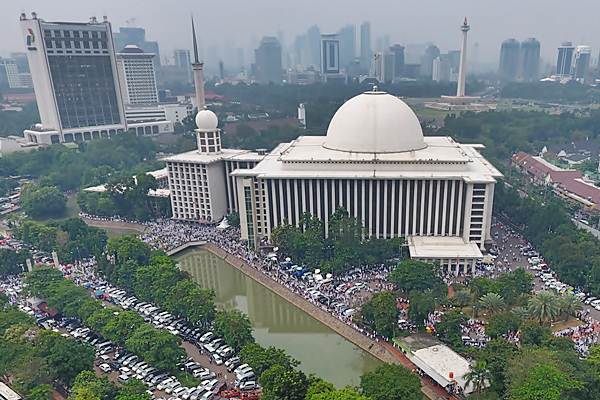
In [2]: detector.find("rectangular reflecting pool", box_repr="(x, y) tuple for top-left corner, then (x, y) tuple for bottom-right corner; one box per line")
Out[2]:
(176, 248), (381, 387)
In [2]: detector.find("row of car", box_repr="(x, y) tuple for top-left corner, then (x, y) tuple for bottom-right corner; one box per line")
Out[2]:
(100, 284), (257, 392)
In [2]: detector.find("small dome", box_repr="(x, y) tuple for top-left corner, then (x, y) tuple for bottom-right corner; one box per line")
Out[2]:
(324, 90), (426, 153)
(195, 109), (218, 131)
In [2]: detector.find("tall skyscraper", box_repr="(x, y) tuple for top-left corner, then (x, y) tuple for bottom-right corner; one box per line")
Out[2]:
(116, 45), (159, 106)
(254, 36), (282, 84)
(456, 18), (470, 97)
(573, 45), (592, 83)
(173, 49), (192, 84)
(556, 42), (575, 76)
(432, 55), (451, 82)
(20, 13), (126, 144)
(519, 38), (540, 82)
(421, 44), (440, 79)
(306, 25), (321, 68)
(499, 38), (520, 82)
(320, 34), (340, 79)
(383, 52), (395, 83)
(113, 26), (161, 67)
(338, 24), (356, 70)
(389, 44), (405, 80)
(360, 22), (372, 70)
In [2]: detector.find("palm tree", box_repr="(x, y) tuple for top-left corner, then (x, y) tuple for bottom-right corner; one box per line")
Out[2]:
(453, 290), (472, 307)
(528, 291), (560, 324)
(558, 294), (583, 321)
(463, 360), (491, 396)
(511, 306), (529, 320)
(478, 293), (505, 316)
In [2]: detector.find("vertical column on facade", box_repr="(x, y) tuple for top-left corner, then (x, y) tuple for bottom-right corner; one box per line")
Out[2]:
(339, 179), (344, 209)
(278, 180), (285, 223)
(455, 180), (464, 236)
(441, 180), (448, 236)
(286, 179), (293, 224)
(232, 162), (239, 212)
(271, 180), (279, 227)
(309, 180), (314, 215)
(412, 180), (418, 236)
(404, 181), (411, 237)
(263, 180), (272, 239)
(390, 180), (396, 237)
(353, 180), (358, 219)
(346, 180), (351, 214)
(301, 179), (307, 215)
(434, 180), (441, 235)
(427, 180), (434, 235)
(398, 180), (404, 236)
(462, 183), (473, 242)
(419, 180), (426, 235)
(376, 180), (381, 238)
(316, 180), (322, 220)
(368, 180), (374, 237)
(293, 180), (300, 225)
(383, 180), (388, 238)
(224, 162), (232, 212)
(449, 180), (456, 236)
(324, 180), (330, 237)
(361, 180), (366, 231)
(331, 179), (336, 215)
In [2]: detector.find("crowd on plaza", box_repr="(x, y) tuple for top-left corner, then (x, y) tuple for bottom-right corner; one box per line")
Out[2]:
(555, 316), (600, 356)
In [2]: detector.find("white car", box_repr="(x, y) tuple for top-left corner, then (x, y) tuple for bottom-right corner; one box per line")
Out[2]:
(239, 381), (257, 391)
(99, 363), (112, 373)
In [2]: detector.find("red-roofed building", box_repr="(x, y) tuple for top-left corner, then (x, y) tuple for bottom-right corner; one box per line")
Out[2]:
(512, 151), (600, 209)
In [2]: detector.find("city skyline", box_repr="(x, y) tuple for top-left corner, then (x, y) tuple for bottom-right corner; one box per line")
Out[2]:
(3, 0), (600, 68)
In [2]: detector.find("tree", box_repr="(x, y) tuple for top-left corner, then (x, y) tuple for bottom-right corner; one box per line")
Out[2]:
(35, 330), (95, 386)
(557, 294), (582, 321)
(163, 279), (215, 328)
(102, 311), (145, 345)
(259, 364), (308, 400)
(213, 309), (254, 352)
(479, 339), (519, 395)
(308, 388), (368, 400)
(20, 184), (67, 218)
(528, 291), (560, 324)
(519, 321), (552, 346)
(436, 310), (467, 348)
(478, 293), (505, 316)
(453, 290), (472, 307)
(463, 360), (491, 396)
(0, 248), (29, 277)
(239, 343), (300, 377)
(359, 291), (398, 338)
(226, 212), (240, 228)
(125, 325), (185, 372)
(487, 311), (522, 339)
(390, 260), (443, 293)
(407, 291), (435, 327)
(26, 385), (52, 400)
(70, 371), (118, 400)
(360, 364), (423, 400)
(507, 363), (582, 400)
(107, 236), (152, 265)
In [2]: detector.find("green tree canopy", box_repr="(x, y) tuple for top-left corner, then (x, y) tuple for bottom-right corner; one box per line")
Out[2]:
(360, 363), (423, 400)
(213, 309), (254, 352)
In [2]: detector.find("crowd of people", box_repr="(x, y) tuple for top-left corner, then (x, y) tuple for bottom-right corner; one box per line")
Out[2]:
(554, 316), (600, 356)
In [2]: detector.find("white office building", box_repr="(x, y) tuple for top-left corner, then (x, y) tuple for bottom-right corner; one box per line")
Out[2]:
(19, 13), (127, 144)
(116, 45), (159, 106)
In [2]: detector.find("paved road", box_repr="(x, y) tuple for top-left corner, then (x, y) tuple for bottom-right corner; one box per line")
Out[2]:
(491, 219), (600, 322)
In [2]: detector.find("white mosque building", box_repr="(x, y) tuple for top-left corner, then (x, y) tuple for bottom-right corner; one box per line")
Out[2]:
(164, 21), (502, 274)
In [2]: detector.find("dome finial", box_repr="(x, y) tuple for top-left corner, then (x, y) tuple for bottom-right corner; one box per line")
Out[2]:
(372, 84), (379, 92)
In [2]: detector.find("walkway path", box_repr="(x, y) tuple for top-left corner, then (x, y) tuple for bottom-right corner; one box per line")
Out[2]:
(203, 243), (458, 400)
(81, 217), (146, 233)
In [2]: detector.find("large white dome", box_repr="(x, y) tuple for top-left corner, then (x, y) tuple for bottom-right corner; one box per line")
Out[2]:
(324, 90), (426, 153)
(195, 108), (218, 131)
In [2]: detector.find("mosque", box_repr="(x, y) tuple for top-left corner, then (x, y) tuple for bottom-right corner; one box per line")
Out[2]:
(164, 21), (502, 274)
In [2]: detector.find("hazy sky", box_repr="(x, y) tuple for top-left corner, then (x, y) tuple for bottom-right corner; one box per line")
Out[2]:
(3, 0), (600, 68)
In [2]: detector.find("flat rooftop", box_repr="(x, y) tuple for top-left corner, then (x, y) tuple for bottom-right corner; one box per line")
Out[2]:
(408, 236), (483, 259)
(162, 148), (264, 164)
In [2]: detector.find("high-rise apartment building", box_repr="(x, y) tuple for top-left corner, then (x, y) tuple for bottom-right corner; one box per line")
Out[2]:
(499, 38), (520, 81)
(389, 44), (405, 80)
(174, 49), (192, 83)
(360, 22), (372, 70)
(520, 38), (540, 82)
(573, 45), (592, 83)
(0, 58), (33, 88)
(421, 45), (440, 79)
(113, 26), (160, 67)
(320, 34), (341, 79)
(20, 13), (126, 144)
(116, 45), (159, 106)
(338, 24), (356, 71)
(556, 42), (575, 77)
(254, 36), (282, 84)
